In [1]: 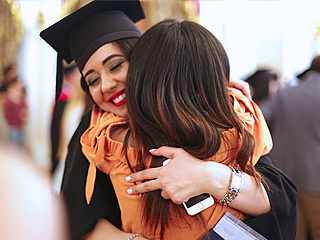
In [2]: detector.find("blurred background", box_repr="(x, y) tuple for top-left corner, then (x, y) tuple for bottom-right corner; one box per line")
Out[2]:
(0, 0), (319, 172)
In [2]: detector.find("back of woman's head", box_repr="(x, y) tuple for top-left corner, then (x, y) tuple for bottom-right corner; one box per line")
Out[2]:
(126, 19), (255, 239)
(127, 19), (236, 160)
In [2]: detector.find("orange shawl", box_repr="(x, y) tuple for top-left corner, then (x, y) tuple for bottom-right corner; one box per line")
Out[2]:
(80, 109), (126, 204)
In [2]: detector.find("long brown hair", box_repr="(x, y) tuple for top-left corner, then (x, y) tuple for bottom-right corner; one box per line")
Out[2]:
(125, 19), (258, 239)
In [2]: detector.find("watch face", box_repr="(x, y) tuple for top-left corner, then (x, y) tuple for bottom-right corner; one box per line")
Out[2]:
(232, 174), (242, 190)
(229, 166), (243, 192)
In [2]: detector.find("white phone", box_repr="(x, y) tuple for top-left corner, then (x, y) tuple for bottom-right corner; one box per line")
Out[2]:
(182, 193), (214, 215)
(162, 159), (214, 215)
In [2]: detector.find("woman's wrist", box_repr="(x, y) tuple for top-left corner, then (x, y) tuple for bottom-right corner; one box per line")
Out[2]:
(204, 162), (270, 215)
(204, 161), (232, 199)
(216, 166), (243, 206)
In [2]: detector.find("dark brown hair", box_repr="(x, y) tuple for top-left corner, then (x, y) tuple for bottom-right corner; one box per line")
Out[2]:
(125, 19), (258, 239)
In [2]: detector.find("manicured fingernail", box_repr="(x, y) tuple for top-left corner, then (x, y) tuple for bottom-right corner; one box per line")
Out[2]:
(127, 188), (133, 194)
(163, 159), (171, 166)
(149, 148), (157, 152)
(125, 176), (131, 182)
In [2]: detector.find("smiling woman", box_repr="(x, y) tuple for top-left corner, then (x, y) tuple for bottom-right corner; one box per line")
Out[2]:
(82, 43), (129, 117)
(40, 1), (145, 239)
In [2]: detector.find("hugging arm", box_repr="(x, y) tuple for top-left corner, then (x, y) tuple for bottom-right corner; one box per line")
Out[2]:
(127, 148), (297, 240)
(126, 147), (271, 216)
(229, 78), (252, 99)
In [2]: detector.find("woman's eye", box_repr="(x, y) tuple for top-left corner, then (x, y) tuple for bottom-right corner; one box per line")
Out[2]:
(110, 62), (123, 72)
(88, 77), (100, 86)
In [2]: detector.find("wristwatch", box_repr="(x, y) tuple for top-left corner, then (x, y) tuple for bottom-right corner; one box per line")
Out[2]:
(216, 166), (243, 206)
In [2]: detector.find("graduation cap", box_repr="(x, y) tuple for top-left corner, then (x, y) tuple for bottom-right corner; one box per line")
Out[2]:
(40, 0), (145, 101)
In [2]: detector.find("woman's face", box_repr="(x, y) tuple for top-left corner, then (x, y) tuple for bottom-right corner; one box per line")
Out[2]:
(82, 43), (129, 117)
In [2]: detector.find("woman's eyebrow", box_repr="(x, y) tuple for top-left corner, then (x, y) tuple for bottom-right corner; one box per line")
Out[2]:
(102, 54), (123, 65)
(84, 54), (124, 78)
(84, 69), (94, 78)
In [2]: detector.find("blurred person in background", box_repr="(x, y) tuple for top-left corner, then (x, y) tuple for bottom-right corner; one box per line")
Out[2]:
(0, 64), (19, 141)
(0, 64), (18, 94)
(245, 69), (279, 107)
(246, 70), (271, 105)
(0, 142), (69, 240)
(245, 69), (279, 129)
(262, 55), (320, 240)
(268, 73), (279, 98)
(3, 78), (28, 148)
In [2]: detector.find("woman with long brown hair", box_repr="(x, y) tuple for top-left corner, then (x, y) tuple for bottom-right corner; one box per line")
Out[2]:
(124, 18), (271, 239)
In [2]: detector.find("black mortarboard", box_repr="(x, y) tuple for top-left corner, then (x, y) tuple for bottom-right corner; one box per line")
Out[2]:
(40, 0), (144, 101)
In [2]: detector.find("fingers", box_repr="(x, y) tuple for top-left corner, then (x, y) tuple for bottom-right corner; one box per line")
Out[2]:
(126, 169), (190, 204)
(126, 168), (161, 195)
(126, 168), (158, 183)
(149, 146), (184, 159)
(229, 78), (252, 100)
(161, 191), (170, 199)
(236, 80), (251, 99)
(127, 179), (160, 194)
(128, 180), (187, 204)
(241, 83), (252, 99)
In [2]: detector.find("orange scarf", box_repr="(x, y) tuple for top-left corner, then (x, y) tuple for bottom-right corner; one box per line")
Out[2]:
(80, 108), (126, 204)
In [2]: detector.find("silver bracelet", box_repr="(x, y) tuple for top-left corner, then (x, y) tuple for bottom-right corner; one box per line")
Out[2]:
(216, 166), (243, 206)
(128, 233), (144, 240)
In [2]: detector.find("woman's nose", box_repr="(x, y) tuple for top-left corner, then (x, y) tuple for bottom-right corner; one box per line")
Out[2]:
(101, 77), (117, 92)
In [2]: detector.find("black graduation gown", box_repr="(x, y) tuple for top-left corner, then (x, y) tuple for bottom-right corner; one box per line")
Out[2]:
(60, 110), (297, 240)
(243, 154), (297, 240)
(51, 100), (68, 174)
(60, 110), (121, 239)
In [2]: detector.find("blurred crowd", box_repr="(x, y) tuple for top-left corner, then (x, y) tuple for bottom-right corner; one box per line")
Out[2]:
(245, 55), (320, 240)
